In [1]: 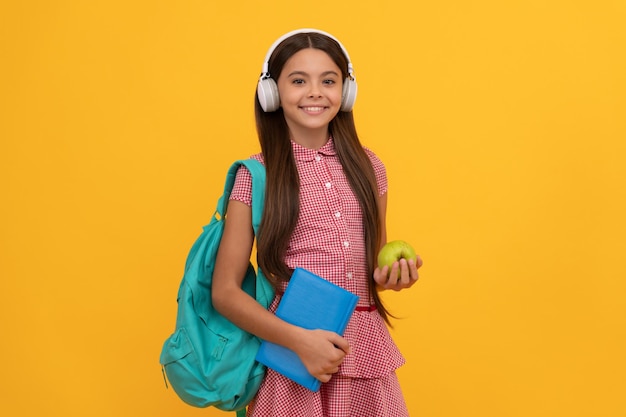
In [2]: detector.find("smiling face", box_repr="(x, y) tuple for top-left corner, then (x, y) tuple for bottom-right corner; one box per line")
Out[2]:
(276, 48), (343, 146)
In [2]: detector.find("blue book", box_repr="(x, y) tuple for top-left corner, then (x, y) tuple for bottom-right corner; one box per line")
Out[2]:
(255, 267), (359, 391)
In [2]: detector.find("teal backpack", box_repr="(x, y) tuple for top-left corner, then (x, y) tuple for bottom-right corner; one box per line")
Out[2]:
(160, 159), (274, 416)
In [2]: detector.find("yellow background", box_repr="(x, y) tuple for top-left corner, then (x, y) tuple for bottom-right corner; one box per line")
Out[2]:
(1, 1), (624, 416)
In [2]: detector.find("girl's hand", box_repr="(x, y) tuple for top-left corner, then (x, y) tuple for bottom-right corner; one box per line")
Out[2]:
(292, 328), (350, 383)
(374, 256), (423, 291)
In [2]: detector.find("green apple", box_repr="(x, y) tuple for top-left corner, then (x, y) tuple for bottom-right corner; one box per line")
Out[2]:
(377, 240), (417, 278)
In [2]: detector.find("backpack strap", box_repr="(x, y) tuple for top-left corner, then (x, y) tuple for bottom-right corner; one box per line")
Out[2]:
(226, 160), (270, 414)
(217, 159), (274, 309)
(239, 158), (266, 235)
(216, 159), (265, 235)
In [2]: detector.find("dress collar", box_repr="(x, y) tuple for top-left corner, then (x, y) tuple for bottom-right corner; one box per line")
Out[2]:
(291, 137), (337, 162)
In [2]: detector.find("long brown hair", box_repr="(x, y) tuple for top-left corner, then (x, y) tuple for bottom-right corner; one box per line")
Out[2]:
(255, 32), (392, 324)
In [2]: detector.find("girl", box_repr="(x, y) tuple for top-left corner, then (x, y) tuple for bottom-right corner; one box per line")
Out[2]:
(212, 29), (422, 416)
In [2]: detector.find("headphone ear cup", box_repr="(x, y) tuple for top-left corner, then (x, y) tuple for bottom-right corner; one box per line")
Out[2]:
(341, 78), (357, 112)
(257, 78), (280, 112)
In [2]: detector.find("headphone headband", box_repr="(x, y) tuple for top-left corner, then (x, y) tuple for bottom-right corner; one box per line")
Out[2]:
(259, 28), (355, 81)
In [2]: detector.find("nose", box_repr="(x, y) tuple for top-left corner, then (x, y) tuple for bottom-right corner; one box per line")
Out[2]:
(307, 83), (322, 98)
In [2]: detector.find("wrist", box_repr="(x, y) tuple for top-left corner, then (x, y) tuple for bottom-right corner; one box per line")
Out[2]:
(283, 324), (307, 352)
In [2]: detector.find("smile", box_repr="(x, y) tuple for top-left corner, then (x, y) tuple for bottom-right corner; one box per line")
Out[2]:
(300, 106), (326, 113)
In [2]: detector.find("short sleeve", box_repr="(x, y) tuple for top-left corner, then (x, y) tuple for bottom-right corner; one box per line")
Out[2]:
(230, 166), (253, 206)
(229, 154), (264, 207)
(364, 147), (388, 196)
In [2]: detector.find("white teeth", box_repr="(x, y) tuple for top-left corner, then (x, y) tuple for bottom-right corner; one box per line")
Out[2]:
(302, 107), (324, 112)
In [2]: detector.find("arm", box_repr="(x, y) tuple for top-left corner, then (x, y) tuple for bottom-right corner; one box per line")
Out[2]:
(211, 200), (350, 382)
(373, 191), (423, 291)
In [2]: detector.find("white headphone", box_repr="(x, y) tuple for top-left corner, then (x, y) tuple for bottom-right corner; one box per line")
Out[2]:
(257, 28), (358, 113)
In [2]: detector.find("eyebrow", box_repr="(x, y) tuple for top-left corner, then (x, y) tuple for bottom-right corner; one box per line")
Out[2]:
(287, 70), (341, 78)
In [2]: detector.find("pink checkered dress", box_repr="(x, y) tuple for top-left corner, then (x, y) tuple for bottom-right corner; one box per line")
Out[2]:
(230, 138), (409, 416)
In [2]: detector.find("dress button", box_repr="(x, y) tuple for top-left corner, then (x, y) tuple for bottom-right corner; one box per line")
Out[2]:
(335, 212), (341, 218)
(325, 182), (332, 189)
(315, 155), (321, 161)
(347, 272), (353, 279)
(343, 241), (350, 248)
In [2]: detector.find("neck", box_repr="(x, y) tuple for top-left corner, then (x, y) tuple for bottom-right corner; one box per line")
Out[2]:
(288, 127), (330, 150)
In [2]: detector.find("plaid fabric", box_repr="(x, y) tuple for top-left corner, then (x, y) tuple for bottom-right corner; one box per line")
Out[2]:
(246, 369), (409, 417)
(230, 138), (407, 414)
